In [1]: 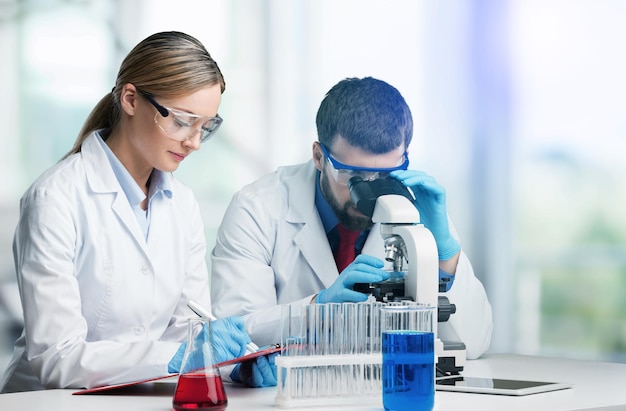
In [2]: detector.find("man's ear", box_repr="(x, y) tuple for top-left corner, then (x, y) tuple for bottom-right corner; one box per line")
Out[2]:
(312, 142), (324, 171)
(119, 83), (138, 116)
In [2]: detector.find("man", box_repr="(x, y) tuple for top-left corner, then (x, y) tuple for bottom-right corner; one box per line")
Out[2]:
(211, 77), (492, 359)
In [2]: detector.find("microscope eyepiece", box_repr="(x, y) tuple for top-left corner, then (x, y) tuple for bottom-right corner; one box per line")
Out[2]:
(348, 176), (414, 217)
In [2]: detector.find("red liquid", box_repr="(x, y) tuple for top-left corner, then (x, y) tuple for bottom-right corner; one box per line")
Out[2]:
(172, 373), (228, 411)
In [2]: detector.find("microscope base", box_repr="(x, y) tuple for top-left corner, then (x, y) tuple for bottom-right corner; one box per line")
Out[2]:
(437, 340), (466, 376)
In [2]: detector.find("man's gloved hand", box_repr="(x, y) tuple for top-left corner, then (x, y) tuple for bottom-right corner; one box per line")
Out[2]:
(230, 353), (278, 388)
(317, 255), (389, 303)
(390, 170), (461, 260)
(209, 316), (251, 364)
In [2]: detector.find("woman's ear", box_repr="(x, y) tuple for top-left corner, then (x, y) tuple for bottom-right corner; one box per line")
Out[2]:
(312, 142), (324, 171)
(119, 83), (138, 116)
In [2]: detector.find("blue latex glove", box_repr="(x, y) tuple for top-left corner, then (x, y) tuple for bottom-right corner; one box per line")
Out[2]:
(390, 170), (461, 260)
(168, 316), (251, 373)
(230, 352), (278, 388)
(168, 322), (210, 374)
(210, 316), (251, 363)
(317, 254), (389, 303)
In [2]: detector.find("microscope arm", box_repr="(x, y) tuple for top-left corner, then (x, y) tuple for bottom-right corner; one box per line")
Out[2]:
(372, 195), (440, 338)
(373, 195), (461, 370)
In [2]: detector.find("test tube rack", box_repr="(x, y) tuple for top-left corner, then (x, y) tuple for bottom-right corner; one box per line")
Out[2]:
(275, 302), (385, 408)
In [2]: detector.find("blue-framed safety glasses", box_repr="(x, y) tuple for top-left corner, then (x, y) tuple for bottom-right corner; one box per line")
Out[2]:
(320, 143), (409, 185)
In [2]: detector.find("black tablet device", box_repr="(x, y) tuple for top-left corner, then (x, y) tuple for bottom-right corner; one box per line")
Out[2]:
(436, 375), (572, 396)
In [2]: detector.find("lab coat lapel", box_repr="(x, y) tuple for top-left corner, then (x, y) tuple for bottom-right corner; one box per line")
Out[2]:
(81, 132), (150, 254)
(294, 216), (339, 287)
(287, 161), (339, 287)
(109, 193), (147, 251)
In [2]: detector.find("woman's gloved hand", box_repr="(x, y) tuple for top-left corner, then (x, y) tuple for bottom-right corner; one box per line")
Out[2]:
(316, 255), (388, 303)
(230, 353), (278, 388)
(390, 170), (461, 261)
(210, 316), (251, 363)
(168, 316), (251, 373)
(168, 322), (210, 374)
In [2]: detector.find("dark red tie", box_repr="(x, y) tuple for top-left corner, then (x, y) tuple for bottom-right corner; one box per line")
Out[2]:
(334, 224), (360, 273)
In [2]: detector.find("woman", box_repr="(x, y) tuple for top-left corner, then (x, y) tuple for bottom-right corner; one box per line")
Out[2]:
(1, 31), (274, 392)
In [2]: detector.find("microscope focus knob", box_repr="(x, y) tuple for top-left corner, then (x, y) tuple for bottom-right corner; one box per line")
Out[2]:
(438, 295), (456, 322)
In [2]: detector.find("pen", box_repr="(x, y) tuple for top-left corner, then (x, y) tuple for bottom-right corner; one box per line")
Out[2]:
(187, 300), (259, 354)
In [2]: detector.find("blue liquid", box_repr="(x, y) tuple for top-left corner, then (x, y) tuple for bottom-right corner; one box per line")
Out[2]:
(382, 331), (434, 411)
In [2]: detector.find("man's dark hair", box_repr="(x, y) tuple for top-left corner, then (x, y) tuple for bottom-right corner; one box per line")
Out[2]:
(315, 77), (413, 153)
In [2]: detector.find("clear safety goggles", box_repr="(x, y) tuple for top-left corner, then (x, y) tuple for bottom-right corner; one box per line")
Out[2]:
(139, 89), (223, 143)
(320, 143), (409, 185)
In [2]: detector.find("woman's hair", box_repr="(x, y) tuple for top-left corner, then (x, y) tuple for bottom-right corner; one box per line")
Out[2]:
(315, 77), (412, 154)
(64, 31), (225, 158)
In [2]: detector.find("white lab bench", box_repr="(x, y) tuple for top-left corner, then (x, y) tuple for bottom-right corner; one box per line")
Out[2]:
(0, 353), (625, 411)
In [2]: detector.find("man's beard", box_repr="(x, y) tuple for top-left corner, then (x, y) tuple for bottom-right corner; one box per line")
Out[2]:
(320, 170), (373, 231)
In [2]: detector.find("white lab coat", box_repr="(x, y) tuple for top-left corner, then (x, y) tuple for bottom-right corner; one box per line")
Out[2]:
(1, 132), (211, 392)
(211, 160), (492, 360)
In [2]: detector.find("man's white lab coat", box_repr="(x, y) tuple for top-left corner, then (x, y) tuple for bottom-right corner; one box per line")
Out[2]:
(211, 160), (492, 359)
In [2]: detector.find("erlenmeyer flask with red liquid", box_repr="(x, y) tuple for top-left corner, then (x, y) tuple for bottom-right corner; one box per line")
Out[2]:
(173, 317), (228, 411)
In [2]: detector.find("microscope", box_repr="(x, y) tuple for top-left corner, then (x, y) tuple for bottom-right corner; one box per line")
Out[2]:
(349, 176), (466, 375)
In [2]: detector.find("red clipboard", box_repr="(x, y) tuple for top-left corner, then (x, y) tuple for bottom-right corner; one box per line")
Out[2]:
(72, 344), (282, 395)
(214, 344), (281, 367)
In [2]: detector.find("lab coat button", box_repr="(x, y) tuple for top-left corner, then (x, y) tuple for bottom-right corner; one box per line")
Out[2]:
(134, 325), (145, 335)
(141, 266), (149, 275)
